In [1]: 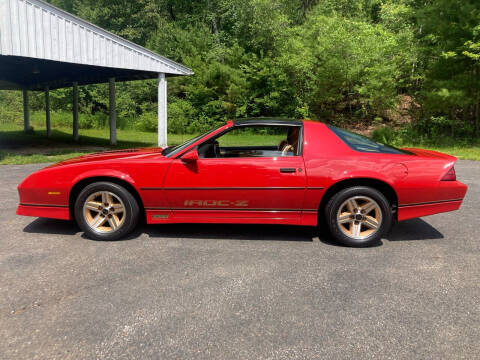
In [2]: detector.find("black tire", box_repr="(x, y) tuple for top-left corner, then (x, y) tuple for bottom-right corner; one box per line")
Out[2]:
(74, 181), (140, 241)
(324, 186), (392, 247)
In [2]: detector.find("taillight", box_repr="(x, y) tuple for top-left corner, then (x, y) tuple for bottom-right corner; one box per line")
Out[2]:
(441, 167), (456, 181)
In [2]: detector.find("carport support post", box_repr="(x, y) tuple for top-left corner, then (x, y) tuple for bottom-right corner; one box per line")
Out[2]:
(45, 86), (51, 138)
(22, 89), (29, 133)
(157, 73), (167, 147)
(109, 77), (117, 145)
(73, 82), (79, 142)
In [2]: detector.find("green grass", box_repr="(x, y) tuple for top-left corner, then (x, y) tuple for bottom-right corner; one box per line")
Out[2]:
(1, 122), (479, 164)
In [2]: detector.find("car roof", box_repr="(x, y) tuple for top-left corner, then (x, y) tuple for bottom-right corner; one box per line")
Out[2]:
(232, 118), (302, 127)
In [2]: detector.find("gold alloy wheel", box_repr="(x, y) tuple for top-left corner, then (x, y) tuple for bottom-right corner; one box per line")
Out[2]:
(83, 191), (125, 233)
(336, 196), (382, 240)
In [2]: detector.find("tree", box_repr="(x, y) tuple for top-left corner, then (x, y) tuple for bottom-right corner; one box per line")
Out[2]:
(277, 12), (413, 123)
(417, 0), (480, 136)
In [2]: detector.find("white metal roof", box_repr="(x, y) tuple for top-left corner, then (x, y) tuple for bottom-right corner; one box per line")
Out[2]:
(0, 0), (193, 76)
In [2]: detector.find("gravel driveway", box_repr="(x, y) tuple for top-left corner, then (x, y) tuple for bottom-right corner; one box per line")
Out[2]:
(1, 161), (479, 359)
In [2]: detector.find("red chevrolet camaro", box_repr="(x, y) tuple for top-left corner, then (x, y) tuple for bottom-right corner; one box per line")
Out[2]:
(17, 119), (467, 247)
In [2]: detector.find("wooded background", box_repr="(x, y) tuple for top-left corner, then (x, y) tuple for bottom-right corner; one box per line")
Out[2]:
(1, 0), (479, 143)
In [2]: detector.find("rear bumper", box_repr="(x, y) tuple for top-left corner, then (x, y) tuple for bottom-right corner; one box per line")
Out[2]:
(398, 180), (467, 221)
(397, 199), (463, 221)
(17, 204), (71, 220)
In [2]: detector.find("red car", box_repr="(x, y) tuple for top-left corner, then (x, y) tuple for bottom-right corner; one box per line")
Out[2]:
(17, 119), (467, 247)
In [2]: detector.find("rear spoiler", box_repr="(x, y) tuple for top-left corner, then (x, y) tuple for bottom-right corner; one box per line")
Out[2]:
(401, 148), (457, 161)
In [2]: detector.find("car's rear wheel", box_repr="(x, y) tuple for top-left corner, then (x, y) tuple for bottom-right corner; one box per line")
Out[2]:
(325, 186), (392, 247)
(74, 182), (139, 241)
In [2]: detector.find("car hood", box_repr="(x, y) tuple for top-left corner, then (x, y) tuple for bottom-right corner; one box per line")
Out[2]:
(47, 147), (164, 168)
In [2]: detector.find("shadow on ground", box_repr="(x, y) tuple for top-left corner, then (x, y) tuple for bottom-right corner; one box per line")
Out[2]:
(386, 218), (444, 241)
(23, 218), (79, 236)
(23, 217), (443, 246)
(143, 223), (317, 242)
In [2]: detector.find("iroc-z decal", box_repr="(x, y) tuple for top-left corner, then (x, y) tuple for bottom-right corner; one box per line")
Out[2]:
(184, 200), (249, 207)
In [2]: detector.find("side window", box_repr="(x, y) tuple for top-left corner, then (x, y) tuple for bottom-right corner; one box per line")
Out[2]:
(197, 125), (301, 158)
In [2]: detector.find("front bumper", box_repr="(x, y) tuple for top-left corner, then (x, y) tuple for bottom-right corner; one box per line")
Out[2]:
(17, 204), (71, 220)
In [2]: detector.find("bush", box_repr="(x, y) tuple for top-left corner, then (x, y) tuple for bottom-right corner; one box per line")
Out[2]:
(371, 126), (399, 145)
(0, 91), (23, 125)
(134, 112), (157, 132)
(133, 100), (210, 134)
(370, 115), (478, 148)
(78, 113), (108, 129)
(393, 116), (475, 145)
(27, 111), (110, 130)
(168, 100), (196, 134)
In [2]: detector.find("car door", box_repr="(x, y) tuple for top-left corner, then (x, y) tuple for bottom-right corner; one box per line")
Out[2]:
(162, 124), (307, 222)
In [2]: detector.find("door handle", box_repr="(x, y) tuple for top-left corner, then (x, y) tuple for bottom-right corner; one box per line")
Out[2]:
(280, 168), (296, 173)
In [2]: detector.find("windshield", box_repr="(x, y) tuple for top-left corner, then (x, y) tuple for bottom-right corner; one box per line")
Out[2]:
(162, 127), (221, 157)
(327, 125), (413, 155)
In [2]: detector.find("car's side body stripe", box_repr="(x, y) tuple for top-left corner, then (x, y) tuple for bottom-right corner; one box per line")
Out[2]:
(145, 207), (318, 212)
(20, 203), (69, 208)
(398, 198), (463, 207)
(141, 186), (324, 190)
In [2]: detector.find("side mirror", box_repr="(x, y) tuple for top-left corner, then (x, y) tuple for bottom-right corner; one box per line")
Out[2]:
(181, 148), (199, 162)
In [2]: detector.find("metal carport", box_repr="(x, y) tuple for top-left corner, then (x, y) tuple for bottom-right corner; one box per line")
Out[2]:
(0, 0), (193, 146)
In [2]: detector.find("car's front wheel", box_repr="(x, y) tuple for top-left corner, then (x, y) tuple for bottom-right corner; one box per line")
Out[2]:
(325, 186), (392, 247)
(74, 181), (139, 241)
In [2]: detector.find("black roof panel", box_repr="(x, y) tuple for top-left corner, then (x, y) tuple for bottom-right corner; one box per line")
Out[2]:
(233, 118), (302, 126)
